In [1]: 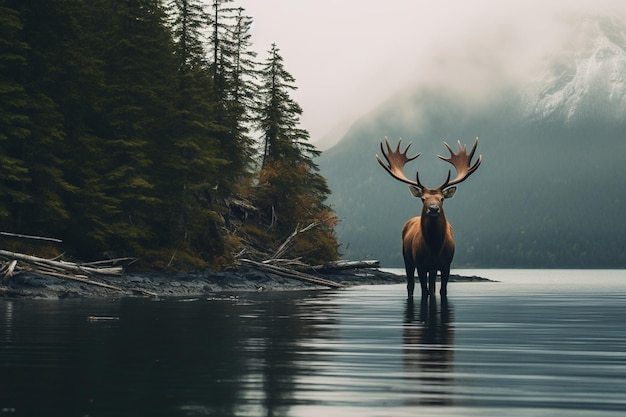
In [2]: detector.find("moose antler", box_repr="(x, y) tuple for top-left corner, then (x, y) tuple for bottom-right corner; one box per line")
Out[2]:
(376, 137), (422, 187)
(436, 138), (482, 190)
(377, 137), (481, 190)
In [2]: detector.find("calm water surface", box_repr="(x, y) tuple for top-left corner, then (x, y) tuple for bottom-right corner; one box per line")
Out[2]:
(1, 269), (625, 416)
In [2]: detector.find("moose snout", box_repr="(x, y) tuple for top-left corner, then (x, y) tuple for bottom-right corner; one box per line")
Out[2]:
(427, 204), (440, 216)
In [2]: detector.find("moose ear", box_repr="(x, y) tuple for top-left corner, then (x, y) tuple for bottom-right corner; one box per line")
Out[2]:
(409, 185), (423, 198)
(443, 186), (457, 199)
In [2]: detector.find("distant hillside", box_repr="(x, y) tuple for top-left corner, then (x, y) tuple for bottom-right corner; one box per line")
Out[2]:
(318, 16), (626, 268)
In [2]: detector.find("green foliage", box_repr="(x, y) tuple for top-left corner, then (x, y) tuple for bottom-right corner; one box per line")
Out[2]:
(0, 2), (30, 219)
(246, 45), (340, 265)
(0, 0), (339, 269)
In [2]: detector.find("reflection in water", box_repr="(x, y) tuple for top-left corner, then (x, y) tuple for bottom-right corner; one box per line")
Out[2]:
(237, 295), (335, 417)
(2, 301), (12, 344)
(403, 296), (455, 406)
(3, 271), (626, 417)
(0, 296), (336, 417)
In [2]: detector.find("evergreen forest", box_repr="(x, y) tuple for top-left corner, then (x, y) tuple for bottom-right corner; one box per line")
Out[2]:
(0, 0), (339, 269)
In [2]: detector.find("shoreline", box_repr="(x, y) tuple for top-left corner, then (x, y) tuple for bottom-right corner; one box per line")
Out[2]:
(0, 268), (491, 299)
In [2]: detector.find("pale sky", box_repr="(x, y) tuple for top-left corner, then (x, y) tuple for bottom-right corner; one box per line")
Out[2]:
(237, 0), (626, 148)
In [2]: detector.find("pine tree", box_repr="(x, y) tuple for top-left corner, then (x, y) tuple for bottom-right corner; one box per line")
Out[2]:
(0, 1), (31, 225)
(164, 0), (229, 267)
(11, 0), (168, 257)
(252, 44), (339, 264)
(93, 0), (178, 254)
(257, 44), (304, 168)
(3, 0), (92, 249)
(206, 1), (256, 193)
(226, 7), (257, 171)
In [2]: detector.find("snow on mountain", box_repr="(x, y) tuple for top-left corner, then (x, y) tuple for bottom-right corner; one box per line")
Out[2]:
(524, 17), (626, 123)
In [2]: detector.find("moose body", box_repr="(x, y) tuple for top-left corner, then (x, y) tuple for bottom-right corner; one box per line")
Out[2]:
(376, 138), (481, 297)
(402, 205), (454, 298)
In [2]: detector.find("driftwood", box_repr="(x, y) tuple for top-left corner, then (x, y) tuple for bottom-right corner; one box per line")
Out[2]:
(0, 249), (157, 296)
(238, 258), (344, 289)
(0, 250), (125, 277)
(236, 222), (344, 288)
(235, 222), (384, 289)
(270, 222), (319, 260)
(0, 231), (63, 243)
(312, 260), (380, 272)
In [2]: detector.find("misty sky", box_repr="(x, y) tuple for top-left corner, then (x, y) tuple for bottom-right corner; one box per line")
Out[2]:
(237, 0), (626, 148)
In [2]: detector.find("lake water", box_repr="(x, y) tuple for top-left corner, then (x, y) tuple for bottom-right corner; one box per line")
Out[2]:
(1, 269), (625, 416)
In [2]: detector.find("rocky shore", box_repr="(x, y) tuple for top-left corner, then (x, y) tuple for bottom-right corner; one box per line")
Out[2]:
(0, 267), (490, 299)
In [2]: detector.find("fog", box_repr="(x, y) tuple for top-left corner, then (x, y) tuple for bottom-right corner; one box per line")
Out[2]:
(237, 0), (626, 147)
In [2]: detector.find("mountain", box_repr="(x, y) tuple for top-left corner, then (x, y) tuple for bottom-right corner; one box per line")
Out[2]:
(525, 16), (626, 123)
(318, 16), (626, 268)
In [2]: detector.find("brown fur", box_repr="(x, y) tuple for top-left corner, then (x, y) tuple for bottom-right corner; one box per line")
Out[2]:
(376, 137), (481, 298)
(402, 190), (455, 297)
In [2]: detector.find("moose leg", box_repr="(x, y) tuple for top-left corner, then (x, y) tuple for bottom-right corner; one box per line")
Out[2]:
(404, 261), (416, 297)
(440, 266), (450, 296)
(428, 270), (437, 296)
(416, 267), (428, 298)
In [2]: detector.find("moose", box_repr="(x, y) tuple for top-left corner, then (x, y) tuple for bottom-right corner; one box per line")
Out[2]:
(376, 137), (481, 298)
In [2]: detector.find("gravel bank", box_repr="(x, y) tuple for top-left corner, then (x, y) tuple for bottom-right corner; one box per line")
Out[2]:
(0, 268), (490, 299)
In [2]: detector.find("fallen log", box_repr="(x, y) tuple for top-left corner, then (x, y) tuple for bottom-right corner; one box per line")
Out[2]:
(238, 258), (343, 289)
(80, 257), (138, 268)
(312, 260), (380, 272)
(0, 249), (159, 297)
(0, 250), (124, 277)
(0, 231), (63, 243)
